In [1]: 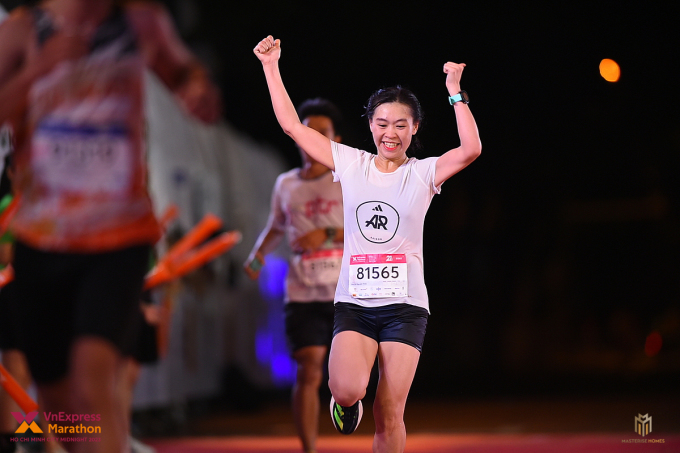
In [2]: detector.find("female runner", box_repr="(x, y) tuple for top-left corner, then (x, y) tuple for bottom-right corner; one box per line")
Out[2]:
(253, 35), (481, 453)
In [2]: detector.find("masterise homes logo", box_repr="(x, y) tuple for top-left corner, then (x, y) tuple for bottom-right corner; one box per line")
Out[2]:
(621, 413), (666, 444)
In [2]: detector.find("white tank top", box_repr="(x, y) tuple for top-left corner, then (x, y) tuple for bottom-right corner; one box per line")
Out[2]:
(331, 141), (441, 313)
(271, 169), (343, 302)
(12, 6), (159, 252)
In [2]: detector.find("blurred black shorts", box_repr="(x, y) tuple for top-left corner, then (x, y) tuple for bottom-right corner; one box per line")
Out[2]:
(284, 301), (335, 353)
(12, 241), (151, 384)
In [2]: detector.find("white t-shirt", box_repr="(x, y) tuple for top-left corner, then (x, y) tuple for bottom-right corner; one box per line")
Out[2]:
(270, 168), (344, 302)
(331, 141), (441, 313)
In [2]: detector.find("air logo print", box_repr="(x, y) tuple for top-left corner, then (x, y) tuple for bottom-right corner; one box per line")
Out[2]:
(356, 201), (399, 243)
(364, 205), (387, 230)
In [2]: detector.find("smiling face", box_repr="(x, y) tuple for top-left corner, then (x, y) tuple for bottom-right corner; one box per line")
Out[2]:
(369, 102), (419, 161)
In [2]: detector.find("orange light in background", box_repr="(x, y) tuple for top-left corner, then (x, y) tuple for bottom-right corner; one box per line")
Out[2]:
(644, 331), (662, 357)
(600, 58), (620, 82)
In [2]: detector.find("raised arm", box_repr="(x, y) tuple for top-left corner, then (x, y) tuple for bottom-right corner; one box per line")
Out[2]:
(128, 2), (221, 123)
(253, 36), (334, 170)
(434, 62), (482, 187)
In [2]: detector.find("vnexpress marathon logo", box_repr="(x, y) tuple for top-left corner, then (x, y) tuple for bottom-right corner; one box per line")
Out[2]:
(12, 412), (42, 433)
(44, 411), (102, 434)
(621, 413), (665, 444)
(9, 411), (102, 445)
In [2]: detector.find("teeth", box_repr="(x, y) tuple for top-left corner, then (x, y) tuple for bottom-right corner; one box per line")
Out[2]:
(384, 142), (398, 148)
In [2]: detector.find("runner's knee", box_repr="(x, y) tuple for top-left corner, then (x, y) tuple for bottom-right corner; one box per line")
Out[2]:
(373, 400), (405, 433)
(328, 374), (368, 406)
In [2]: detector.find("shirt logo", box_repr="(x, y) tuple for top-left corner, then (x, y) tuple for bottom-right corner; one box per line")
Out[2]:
(304, 197), (339, 218)
(365, 214), (388, 229)
(356, 201), (399, 244)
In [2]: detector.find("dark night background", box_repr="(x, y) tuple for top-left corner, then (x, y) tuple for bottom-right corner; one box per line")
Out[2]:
(180, 0), (680, 398)
(4, 0), (678, 401)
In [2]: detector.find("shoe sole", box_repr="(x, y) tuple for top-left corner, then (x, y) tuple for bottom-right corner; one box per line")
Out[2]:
(330, 396), (363, 435)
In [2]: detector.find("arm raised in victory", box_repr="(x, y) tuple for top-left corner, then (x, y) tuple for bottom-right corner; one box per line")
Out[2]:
(434, 62), (482, 187)
(253, 36), (334, 170)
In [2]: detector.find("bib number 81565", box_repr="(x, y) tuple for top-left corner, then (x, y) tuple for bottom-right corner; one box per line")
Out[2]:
(349, 254), (407, 298)
(355, 266), (400, 280)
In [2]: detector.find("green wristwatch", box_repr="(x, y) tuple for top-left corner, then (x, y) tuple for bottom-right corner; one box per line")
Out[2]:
(448, 90), (470, 105)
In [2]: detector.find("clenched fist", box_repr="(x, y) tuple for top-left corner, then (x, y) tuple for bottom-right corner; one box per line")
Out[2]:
(443, 61), (466, 96)
(253, 35), (281, 65)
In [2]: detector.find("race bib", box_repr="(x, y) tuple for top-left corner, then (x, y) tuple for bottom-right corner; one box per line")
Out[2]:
(32, 121), (133, 195)
(349, 254), (408, 298)
(294, 249), (343, 287)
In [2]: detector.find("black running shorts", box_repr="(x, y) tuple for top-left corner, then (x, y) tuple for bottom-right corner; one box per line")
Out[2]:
(333, 302), (429, 352)
(12, 241), (151, 384)
(130, 311), (159, 365)
(284, 301), (335, 353)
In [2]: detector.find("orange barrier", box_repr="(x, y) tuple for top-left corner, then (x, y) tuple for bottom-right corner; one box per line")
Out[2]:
(158, 204), (179, 232)
(162, 213), (223, 266)
(0, 363), (39, 414)
(0, 264), (13, 288)
(144, 230), (241, 289)
(144, 212), (224, 289)
(169, 231), (241, 279)
(144, 264), (173, 290)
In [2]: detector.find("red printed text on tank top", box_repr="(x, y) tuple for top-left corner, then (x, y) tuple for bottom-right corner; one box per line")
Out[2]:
(304, 197), (339, 218)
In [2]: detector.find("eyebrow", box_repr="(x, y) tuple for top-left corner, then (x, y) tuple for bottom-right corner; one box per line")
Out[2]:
(375, 117), (409, 123)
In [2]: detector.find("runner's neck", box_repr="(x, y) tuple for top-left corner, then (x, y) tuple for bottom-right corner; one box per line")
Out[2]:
(299, 162), (330, 180)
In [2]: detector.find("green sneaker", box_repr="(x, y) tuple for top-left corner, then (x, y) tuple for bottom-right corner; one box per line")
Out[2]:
(330, 396), (363, 435)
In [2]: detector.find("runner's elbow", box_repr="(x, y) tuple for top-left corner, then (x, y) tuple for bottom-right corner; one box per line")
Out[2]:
(465, 142), (482, 162)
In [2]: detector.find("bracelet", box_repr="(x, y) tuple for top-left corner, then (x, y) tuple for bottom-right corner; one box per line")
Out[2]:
(448, 90), (469, 105)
